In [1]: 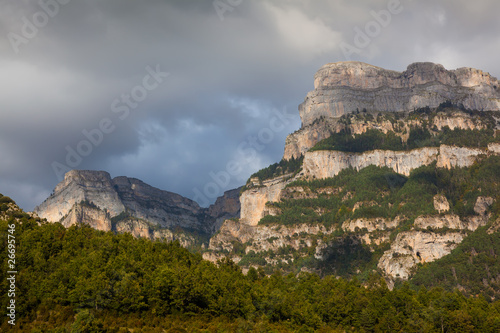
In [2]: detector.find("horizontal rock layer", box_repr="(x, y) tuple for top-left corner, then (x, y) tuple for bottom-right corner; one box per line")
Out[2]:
(299, 61), (500, 127)
(241, 143), (499, 226)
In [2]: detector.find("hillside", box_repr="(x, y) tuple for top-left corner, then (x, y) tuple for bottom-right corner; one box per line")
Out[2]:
(34, 170), (240, 248)
(2, 195), (500, 332)
(207, 61), (500, 291)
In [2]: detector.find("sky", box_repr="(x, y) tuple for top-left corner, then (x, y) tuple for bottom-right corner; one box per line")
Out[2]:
(1, 0), (500, 211)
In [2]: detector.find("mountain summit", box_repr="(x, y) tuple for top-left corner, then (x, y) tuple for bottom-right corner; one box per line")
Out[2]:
(300, 61), (500, 127)
(34, 170), (240, 244)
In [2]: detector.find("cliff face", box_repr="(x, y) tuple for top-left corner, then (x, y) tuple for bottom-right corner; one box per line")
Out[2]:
(239, 143), (499, 226)
(240, 174), (296, 226)
(207, 187), (242, 233)
(303, 144), (499, 179)
(60, 203), (112, 231)
(35, 170), (125, 222)
(34, 170), (241, 239)
(299, 61), (500, 127)
(284, 108), (495, 160)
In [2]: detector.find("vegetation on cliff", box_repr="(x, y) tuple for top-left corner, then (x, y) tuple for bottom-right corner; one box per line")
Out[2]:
(310, 107), (500, 153)
(410, 225), (500, 302)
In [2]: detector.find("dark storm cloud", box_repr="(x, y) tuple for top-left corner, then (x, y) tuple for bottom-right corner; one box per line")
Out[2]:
(1, 0), (499, 210)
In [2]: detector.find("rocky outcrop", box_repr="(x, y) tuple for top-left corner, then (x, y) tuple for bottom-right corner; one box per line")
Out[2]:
(240, 144), (499, 227)
(380, 196), (494, 280)
(240, 174), (297, 226)
(342, 217), (401, 233)
(378, 231), (465, 280)
(299, 62), (500, 127)
(35, 170), (241, 237)
(433, 194), (450, 213)
(302, 144), (498, 179)
(35, 170), (125, 222)
(114, 218), (195, 247)
(284, 109), (498, 161)
(206, 219), (337, 264)
(474, 196), (494, 215)
(206, 187), (242, 233)
(60, 203), (112, 231)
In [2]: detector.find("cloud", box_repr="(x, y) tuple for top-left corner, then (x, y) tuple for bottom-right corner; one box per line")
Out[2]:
(0, 0), (499, 211)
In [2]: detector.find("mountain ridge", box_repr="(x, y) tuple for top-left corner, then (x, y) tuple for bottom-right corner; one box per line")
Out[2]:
(34, 169), (241, 243)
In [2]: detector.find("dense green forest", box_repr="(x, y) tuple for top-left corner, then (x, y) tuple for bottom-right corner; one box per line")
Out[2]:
(2, 209), (500, 332)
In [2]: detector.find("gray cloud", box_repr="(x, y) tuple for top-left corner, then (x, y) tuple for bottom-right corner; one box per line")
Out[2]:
(1, 0), (499, 210)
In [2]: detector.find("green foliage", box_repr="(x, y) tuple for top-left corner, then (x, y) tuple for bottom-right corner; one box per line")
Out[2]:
(79, 200), (98, 209)
(247, 155), (304, 184)
(310, 108), (500, 153)
(311, 128), (405, 152)
(1, 214), (500, 331)
(110, 210), (130, 224)
(0, 194), (14, 204)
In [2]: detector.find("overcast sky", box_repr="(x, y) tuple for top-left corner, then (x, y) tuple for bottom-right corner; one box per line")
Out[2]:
(1, 0), (499, 211)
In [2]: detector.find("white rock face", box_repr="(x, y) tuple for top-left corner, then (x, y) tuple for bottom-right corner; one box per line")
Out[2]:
(414, 215), (472, 230)
(474, 196), (494, 215)
(378, 231), (465, 279)
(35, 170), (240, 235)
(240, 174), (297, 226)
(35, 170), (125, 222)
(302, 144), (497, 180)
(433, 194), (450, 213)
(300, 62), (500, 127)
(303, 147), (438, 178)
(342, 217), (401, 233)
(241, 144), (498, 227)
(60, 203), (112, 231)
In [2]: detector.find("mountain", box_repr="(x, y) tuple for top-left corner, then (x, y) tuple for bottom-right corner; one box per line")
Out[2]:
(34, 170), (240, 246)
(286, 61), (500, 159)
(206, 61), (500, 289)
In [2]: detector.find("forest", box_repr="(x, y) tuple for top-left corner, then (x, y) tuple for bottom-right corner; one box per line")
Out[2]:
(1, 210), (500, 332)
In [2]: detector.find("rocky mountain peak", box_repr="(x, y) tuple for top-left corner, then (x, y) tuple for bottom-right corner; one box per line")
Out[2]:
(301, 61), (500, 126)
(35, 170), (240, 238)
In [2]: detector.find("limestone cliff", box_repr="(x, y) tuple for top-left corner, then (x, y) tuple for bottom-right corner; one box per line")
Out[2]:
(299, 61), (500, 127)
(206, 187), (242, 233)
(284, 108), (498, 160)
(302, 144), (498, 179)
(34, 170), (241, 241)
(35, 170), (125, 222)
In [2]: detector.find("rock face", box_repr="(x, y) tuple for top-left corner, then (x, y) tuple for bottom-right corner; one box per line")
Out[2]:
(207, 187), (242, 233)
(35, 170), (125, 222)
(240, 174), (297, 226)
(239, 144), (499, 226)
(433, 194), (450, 213)
(302, 144), (497, 180)
(60, 203), (112, 231)
(284, 108), (496, 161)
(35, 170), (241, 238)
(299, 61), (500, 127)
(378, 231), (466, 280)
